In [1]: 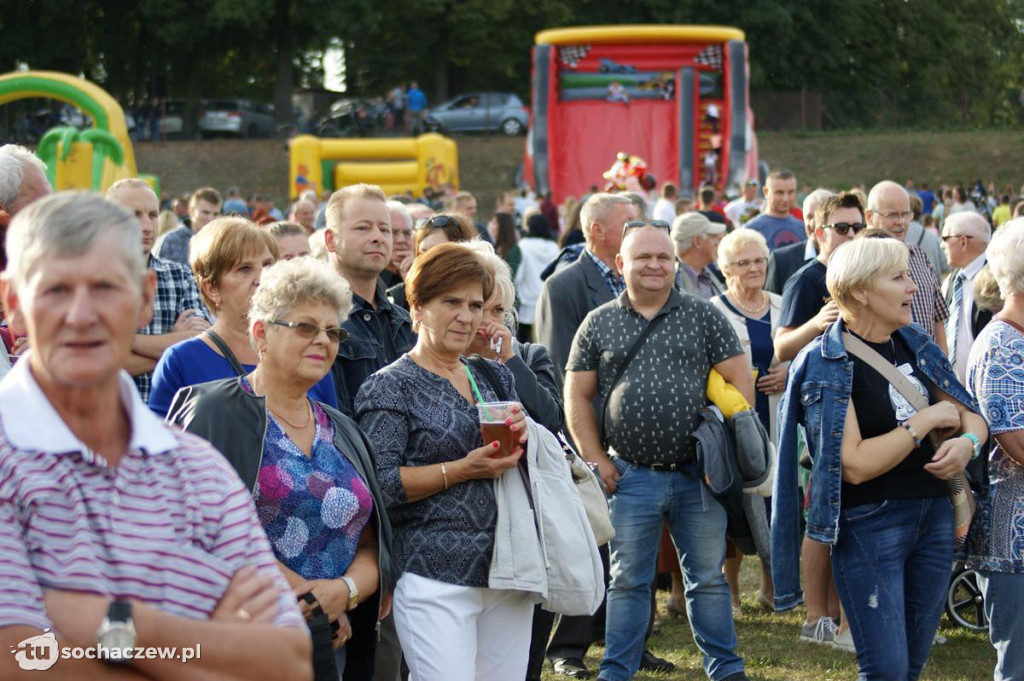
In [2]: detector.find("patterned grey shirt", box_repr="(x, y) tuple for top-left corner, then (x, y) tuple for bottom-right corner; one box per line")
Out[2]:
(355, 354), (516, 587)
(153, 225), (194, 266)
(567, 289), (742, 465)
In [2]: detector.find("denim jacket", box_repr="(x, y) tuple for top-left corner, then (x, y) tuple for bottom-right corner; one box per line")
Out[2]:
(770, 318), (977, 611)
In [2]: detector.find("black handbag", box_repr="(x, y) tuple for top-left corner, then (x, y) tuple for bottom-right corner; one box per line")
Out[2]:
(299, 592), (340, 681)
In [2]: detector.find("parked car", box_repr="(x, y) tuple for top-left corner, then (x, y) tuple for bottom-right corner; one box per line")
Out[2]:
(159, 100), (185, 139)
(198, 99), (276, 139)
(425, 92), (528, 136)
(316, 98), (386, 138)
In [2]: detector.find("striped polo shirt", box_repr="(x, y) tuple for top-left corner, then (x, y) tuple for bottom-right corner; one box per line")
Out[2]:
(0, 357), (305, 633)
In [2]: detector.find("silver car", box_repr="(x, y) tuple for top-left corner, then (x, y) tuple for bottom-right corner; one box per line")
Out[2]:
(198, 99), (276, 139)
(425, 92), (528, 136)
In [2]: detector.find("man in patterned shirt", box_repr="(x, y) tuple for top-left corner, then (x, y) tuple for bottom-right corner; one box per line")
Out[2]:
(107, 179), (210, 403)
(867, 180), (949, 351)
(565, 222), (754, 681)
(0, 192), (309, 678)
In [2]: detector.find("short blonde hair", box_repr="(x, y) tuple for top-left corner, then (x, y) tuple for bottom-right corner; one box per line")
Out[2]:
(325, 183), (387, 230)
(464, 240), (517, 327)
(987, 218), (1024, 297)
(189, 217), (280, 309)
(308, 231), (328, 261)
(826, 238), (908, 316)
(249, 256), (352, 341)
(716, 228), (769, 277)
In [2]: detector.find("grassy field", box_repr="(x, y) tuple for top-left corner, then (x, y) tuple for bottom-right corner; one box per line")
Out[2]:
(538, 561), (994, 681)
(135, 128), (1024, 212)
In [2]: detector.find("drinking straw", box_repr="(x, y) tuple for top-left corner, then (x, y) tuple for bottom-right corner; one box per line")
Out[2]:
(463, 365), (491, 420)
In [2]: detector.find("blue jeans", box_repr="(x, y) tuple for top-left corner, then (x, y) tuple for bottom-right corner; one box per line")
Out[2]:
(831, 497), (952, 681)
(598, 459), (743, 681)
(978, 570), (1024, 681)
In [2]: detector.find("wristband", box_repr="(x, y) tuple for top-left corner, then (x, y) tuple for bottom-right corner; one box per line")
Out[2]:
(961, 433), (982, 460)
(900, 421), (922, 448)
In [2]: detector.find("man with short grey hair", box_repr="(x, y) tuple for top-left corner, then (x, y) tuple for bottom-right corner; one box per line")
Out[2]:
(766, 188), (834, 294)
(0, 145), (52, 224)
(382, 200), (413, 288)
(941, 211), (992, 381)
(672, 212), (726, 300)
(867, 180), (949, 349)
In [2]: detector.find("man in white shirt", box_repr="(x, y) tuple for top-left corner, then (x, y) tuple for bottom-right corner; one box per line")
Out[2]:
(724, 179), (763, 228)
(652, 182), (678, 223)
(941, 212), (992, 382)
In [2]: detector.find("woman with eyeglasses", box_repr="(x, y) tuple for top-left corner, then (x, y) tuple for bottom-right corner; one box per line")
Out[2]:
(386, 213), (477, 309)
(710, 228), (785, 613)
(166, 257), (393, 680)
(148, 217), (338, 417)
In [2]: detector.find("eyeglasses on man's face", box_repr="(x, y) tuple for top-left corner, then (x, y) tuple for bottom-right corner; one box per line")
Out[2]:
(872, 210), (913, 222)
(941, 234), (975, 243)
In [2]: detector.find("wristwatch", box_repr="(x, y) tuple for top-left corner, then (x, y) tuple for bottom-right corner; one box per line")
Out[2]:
(961, 432), (983, 460)
(339, 576), (360, 612)
(96, 599), (136, 664)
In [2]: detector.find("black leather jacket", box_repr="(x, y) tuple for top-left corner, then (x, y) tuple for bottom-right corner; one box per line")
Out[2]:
(166, 377), (393, 681)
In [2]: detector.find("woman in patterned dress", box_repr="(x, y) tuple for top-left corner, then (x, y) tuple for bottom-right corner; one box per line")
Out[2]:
(966, 218), (1024, 681)
(166, 256), (392, 679)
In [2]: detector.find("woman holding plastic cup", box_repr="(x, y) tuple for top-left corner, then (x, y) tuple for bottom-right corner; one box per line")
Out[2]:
(355, 242), (533, 681)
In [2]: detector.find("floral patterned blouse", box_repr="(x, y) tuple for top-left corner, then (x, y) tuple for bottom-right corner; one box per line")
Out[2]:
(244, 378), (374, 580)
(966, 320), (1024, 573)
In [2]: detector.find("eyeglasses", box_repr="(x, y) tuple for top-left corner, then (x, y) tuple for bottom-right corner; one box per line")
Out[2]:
(416, 215), (457, 229)
(823, 222), (867, 235)
(745, 180), (759, 186)
(728, 257), (768, 269)
(622, 220), (671, 238)
(270, 319), (348, 343)
(872, 210), (913, 222)
(941, 234), (975, 243)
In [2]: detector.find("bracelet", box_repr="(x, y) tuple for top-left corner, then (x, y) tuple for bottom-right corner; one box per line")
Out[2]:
(961, 432), (982, 460)
(440, 462), (449, 490)
(901, 421), (922, 448)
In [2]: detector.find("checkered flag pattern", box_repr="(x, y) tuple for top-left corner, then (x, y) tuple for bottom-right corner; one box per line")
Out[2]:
(559, 45), (591, 68)
(694, 45), (723, 70)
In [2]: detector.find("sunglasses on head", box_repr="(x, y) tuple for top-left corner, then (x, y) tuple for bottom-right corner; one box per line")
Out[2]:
(622, 219), (671, 238)
(823, 222), (866, 235)
(415, 215), (457, 229)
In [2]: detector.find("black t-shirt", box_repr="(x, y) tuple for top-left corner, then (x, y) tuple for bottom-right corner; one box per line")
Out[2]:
(843, 332), (948, 508)
(779, 259), (828, 328)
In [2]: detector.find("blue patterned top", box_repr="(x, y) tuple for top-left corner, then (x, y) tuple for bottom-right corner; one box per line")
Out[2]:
(246, 378), (374, 580)
(354, 354), (516, 587)
(966, 319), (1024, 573)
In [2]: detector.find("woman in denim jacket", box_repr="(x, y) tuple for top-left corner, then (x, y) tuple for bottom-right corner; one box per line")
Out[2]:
(772, 237), (987, 681)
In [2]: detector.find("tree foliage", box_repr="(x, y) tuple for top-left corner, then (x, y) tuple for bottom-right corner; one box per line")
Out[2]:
(1, 0), (1023, 128)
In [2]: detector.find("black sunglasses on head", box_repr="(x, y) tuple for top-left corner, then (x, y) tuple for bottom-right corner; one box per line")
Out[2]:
(415, 215), (457, 229)
(823, 222), (866, 236)
(622, 220), (671, 237)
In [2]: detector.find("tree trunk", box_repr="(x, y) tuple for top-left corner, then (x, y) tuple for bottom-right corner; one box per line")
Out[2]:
(272, 0), (294, 124)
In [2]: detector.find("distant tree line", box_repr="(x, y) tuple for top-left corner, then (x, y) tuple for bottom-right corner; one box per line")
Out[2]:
(2, 0), (1023, 130)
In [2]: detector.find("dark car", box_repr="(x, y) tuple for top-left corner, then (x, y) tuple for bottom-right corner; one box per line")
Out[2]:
(198, 99), (276, 139)
(425, 92), (528, 136)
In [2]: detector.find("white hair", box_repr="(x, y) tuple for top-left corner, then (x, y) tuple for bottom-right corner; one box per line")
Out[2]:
(944, 212), (991, 244)
(462, 239), (517, 318)
(0, 145), (47, 210)
(248, 256), (353, 337)
(385, 200), (413, 231)
(866, 180), (906, 211)
(986, 218), (1024, 297)
(580, 193), (631, 241)
(4, 192), (144, 289)
(716, 228), (769, 276)
(803, 189), (834, 228)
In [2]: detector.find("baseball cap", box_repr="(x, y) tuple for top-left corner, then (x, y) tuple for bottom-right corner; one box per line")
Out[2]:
(672, 212), (727, 242)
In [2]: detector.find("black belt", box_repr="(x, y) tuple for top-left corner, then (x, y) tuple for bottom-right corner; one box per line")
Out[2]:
(618, 457), (693, 472)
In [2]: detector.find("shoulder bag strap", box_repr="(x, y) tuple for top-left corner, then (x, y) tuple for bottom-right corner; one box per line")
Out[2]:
(841, 331), (939, 447)
(599, 313), (670, 444)
(205, 330), (248, 377)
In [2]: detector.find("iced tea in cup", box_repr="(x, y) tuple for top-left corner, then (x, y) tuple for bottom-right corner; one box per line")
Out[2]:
(477, 402), (517, 458)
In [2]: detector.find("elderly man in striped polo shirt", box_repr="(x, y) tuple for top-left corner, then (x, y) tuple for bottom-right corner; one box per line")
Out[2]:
(0, 193), (311, 679)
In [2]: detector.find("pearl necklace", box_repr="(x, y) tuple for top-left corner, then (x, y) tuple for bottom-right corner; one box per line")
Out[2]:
(731, 290), (767, 316)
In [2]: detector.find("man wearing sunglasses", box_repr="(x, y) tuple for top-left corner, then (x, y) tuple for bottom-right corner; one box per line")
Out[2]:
(775, 191), (865, 363)
(940, 212), (992, 382)
(866, 180), (949, 352)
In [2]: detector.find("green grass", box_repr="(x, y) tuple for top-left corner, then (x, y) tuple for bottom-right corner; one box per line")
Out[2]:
(539, 561), (994, 681)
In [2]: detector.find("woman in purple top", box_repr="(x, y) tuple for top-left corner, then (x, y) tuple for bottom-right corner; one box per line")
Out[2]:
(149, 216), (337, 416)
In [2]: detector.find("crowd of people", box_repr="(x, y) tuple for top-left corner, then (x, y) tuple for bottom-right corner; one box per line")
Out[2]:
(0, 138), (1020, 681)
